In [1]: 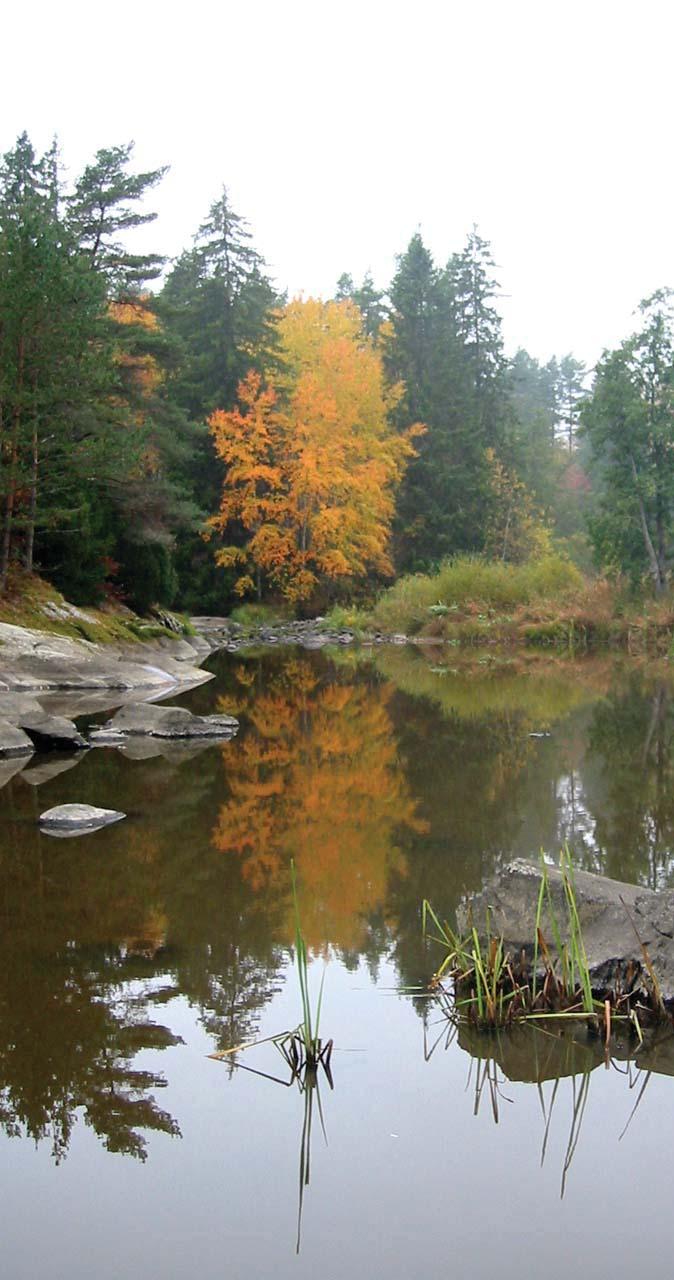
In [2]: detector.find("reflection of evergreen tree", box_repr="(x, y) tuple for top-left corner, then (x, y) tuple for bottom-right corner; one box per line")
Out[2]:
(0, 938), (181, 1162)
(583, 679), (674, 888)
(3, 649), (674, 1155)
(386, 688), (533, 989)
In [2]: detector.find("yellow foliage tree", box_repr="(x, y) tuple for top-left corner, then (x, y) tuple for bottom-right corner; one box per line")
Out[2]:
(208, 298), (422, 602)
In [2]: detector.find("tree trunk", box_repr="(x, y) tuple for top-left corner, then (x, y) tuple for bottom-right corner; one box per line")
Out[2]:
(629, 452), (666, 593)
(24, 421), (38, 573)
(0, 336), (24, 593)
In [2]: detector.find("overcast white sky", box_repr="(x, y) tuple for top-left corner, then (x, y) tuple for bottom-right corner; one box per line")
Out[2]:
(4, 0), (673, 367)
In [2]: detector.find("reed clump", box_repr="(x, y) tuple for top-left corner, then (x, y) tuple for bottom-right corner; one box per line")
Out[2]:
(423, 849), (669, 1044)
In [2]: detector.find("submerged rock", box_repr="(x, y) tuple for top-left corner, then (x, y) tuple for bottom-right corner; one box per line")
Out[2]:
(458, 858), (674, 1004)
(0, 756), (33, 788)
(102, 701), (239, 739)
(39, 803), (126, 834)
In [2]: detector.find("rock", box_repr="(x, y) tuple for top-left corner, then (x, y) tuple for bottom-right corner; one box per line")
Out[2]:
(0, 693), (44, 724)
(0, 719), (35, 757)
(88, 727), (128, 746)
(119, 737), (213, 762)
(18, 713), (89, 751)
(105, 701), (239, 739)
(457, 858), (674, 1004)
(0, 622), (213, 695)
(39, 803), (126, 834)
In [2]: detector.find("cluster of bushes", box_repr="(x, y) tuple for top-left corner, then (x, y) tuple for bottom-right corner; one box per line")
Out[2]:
(367, 554), (583, 635)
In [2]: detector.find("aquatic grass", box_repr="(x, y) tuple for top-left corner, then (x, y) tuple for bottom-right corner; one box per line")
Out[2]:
(290, 859), (331, 1072)
(423, 847), (671, 1038)
(211, 861), (332, 1079)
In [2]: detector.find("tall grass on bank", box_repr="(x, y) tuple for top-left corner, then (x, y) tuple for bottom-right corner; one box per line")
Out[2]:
(370, 554), (583, 635)
(422, 849), (668, 1042)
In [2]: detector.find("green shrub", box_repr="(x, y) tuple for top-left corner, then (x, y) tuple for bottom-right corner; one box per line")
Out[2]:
(229, 602), (291, 628)
(370, 554), (583, 634)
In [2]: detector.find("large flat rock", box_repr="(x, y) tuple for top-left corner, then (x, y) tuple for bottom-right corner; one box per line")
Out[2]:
(100, 702), (239, 739)
(0, 623), (214, 694)
(18, 712), (89, 751)
(457, 858), (674, 1003)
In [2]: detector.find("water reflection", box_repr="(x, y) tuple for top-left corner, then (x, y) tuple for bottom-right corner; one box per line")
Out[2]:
(2, 648), (674, 1170)
(211, 655), (427, 953)
(426, 1006), (672, 1196)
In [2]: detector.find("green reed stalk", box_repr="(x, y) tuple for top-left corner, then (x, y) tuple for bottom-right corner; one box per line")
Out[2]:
(291, 858), (319, 1058)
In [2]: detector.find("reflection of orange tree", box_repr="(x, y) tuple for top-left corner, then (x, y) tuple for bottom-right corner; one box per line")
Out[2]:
(212, 658), (427, 952)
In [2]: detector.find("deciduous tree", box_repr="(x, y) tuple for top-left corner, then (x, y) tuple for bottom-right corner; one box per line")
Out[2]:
(208, 298), (421, 603)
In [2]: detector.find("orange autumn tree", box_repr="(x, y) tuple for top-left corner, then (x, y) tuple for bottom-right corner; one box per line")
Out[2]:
(207, 297), (422, 602)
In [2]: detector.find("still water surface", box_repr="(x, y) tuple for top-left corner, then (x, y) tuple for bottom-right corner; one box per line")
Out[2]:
(2, 646), (674, 1278)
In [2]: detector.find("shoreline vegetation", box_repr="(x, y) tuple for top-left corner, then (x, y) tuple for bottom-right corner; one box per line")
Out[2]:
(4, 133), (674, 639)
(320, 554), (674, 655)
(3, 555), (674, 660)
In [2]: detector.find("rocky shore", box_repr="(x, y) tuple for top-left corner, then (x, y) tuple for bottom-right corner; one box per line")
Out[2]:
(0, 610), (403, 787)
(189, 615), (409, 651)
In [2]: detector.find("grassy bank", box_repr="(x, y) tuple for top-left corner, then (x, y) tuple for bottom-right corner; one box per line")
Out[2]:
(0, 570), (187, 646)
(326, 556), (674, 654)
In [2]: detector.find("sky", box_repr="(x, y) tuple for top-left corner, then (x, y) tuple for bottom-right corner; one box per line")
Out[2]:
(3, 0), (673, 368)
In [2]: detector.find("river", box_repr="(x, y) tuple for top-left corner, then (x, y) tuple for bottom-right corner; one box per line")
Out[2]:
(1, 645), (673, 1278)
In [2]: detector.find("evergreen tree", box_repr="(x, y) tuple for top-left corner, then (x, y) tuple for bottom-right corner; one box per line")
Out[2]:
(334, 270), (387, 337)
(556, 353), (586, 451)
(447, 225), (509, 449)
(385, 230), (512, 569)
(67, 143), (167, 293)
(583, 290), (674, 592)
(160, 187), (278, 419)
(0, 135), (115, 588)
(158, 188), (279, 611)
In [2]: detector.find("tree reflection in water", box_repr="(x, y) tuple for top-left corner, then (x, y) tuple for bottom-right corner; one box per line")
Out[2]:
(1, 649), (674, 1165)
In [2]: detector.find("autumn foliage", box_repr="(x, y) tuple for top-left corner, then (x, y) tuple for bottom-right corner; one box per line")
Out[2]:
(210, 657), (427, 951)
(207, 298), (422, 602)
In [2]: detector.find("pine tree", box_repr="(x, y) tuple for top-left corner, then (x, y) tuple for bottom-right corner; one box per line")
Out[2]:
(447, 225), (509, 449)
(556, 353), (586, 451)
(67, 143), (167, 294)
(0, 135), (115, 588)
(385, 232), (504, 568)
(583, 290), (674, 592)
(158, 188), (279, 610)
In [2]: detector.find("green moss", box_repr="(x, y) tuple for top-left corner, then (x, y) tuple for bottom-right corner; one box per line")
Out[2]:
(0, 570), (176, 647)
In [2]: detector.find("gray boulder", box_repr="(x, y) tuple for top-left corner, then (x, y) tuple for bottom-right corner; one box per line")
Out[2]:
(39, 803), (126, 835)
(0, 719), (35, 757)
(103, 701), (239, 739)
(18, 713), (89, 751)
(457, 858), (674, 1004)
(0, 693), (44, 725)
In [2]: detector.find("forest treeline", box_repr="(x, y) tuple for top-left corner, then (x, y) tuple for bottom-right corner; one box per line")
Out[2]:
(1, 133), (671, 616)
